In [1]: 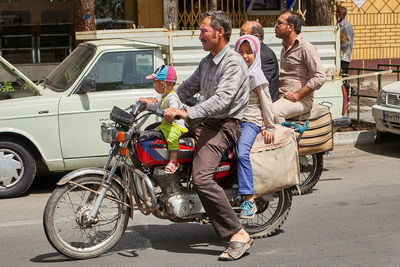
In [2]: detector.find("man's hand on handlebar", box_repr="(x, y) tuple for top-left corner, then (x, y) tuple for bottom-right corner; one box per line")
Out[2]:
(163, 107), (188, 122)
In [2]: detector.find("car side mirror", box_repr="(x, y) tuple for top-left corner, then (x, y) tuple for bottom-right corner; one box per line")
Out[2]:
(76, 77), (96, 94)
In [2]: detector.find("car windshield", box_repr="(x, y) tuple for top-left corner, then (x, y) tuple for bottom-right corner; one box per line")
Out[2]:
(0, 61), (39, 100)
(46, 45), (95, 92)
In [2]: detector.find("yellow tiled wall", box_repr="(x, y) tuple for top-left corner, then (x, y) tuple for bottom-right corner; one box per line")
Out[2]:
(342, 0), (400, 61)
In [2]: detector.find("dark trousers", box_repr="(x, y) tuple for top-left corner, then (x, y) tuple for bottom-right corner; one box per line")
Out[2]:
(191, 118), (242, 238)
(341, 60), (350, 77)
(341, 60), (352, 94)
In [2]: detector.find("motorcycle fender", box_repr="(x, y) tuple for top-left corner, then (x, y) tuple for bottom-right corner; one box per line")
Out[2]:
(57, 167), (134, 218)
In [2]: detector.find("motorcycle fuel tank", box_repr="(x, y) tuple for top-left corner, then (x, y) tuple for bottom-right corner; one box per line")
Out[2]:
(136, 137), (194, 165)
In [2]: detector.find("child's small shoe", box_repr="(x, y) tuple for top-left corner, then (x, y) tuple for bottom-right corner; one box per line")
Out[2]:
(165, 161), (179, 174)
(239, 200), (257, 219)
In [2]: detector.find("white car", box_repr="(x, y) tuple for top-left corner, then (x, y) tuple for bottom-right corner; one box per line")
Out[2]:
(372, 81), (400, 135)
(0, 39), (164, 198)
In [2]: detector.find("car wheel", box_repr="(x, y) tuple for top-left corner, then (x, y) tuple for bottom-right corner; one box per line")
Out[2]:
(0, 140), (36, 198)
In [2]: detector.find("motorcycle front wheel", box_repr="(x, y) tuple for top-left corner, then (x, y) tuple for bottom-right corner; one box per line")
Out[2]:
(242, 188), (292, 238)
(43, 175), (130, 259)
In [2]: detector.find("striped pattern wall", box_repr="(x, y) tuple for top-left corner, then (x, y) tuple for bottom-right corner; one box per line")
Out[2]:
(342, 0), (400, 61)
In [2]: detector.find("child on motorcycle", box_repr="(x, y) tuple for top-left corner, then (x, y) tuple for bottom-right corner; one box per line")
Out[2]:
(139, 65), (188, 174)
(235, 35), (275, 219)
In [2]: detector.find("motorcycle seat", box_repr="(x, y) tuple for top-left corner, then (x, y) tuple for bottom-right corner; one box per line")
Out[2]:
(138, 129), (195, 148)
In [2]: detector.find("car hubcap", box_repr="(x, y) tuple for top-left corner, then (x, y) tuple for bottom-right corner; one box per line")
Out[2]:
(0, 149), (23, 188)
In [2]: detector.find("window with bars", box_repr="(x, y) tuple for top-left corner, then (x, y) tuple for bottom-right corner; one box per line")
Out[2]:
(177, 0), (285, 29)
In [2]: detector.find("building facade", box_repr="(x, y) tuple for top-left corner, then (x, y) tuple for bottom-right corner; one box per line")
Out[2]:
(342, 0), (400, 69)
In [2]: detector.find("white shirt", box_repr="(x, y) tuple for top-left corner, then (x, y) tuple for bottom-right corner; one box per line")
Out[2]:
(339, 18), (354, 62)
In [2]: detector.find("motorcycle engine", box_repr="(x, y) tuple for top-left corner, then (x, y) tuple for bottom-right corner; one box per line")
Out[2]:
(153, 167), (204, 219)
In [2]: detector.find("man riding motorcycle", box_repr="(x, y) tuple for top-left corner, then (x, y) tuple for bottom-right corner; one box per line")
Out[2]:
(164, 10), (253, 261)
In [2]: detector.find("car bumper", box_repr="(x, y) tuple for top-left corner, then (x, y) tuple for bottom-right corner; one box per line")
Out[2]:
(372, 104), (400, 135)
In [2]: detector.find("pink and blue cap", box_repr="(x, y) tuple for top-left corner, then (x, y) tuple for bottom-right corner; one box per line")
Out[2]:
(145, 65), (177, 83)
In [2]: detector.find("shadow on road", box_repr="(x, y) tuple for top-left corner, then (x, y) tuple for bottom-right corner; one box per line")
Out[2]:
(355, 141), (400, 159)
(116, 223), (224, 256)
(24, 173), (66, 196)
(31, 223), (227, 262)
(31, 252), (73, 263)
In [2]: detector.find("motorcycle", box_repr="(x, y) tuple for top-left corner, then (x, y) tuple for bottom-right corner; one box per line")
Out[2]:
(43, 102), (292, 259)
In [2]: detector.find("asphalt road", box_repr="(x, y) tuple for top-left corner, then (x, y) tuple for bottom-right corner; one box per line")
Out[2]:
(1, 142), (399, 267)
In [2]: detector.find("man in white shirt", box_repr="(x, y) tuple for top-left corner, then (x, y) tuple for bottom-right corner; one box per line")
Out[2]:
(336, 6), (354, 78)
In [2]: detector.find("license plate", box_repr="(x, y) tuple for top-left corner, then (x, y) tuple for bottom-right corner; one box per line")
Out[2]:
(383, 111), (400, 123)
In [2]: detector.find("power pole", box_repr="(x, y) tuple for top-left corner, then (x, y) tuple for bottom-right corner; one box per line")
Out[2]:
(305, 0), (334, 25)
(74, 0), (96, 32)
(210, 0), (217, 10)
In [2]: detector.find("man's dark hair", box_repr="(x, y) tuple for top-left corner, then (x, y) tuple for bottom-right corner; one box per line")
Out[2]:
(251, 23), (264, 41)
(202, 10), (232, 42)
(286, 11), (305, 34)
(339, 6), (347, 15)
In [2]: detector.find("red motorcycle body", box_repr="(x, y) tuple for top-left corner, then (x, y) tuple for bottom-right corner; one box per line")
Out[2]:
(136, 133), (236, 181)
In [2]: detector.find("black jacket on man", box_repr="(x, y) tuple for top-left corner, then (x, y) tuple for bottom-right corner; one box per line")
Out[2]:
(260, 42), (279, 102)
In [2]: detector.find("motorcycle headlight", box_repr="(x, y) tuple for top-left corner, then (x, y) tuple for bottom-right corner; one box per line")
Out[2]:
(377, 90), (387, 105)
(101, 124), (117, 143)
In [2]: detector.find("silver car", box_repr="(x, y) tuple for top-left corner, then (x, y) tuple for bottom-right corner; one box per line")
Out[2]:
(372, 81), (400, 135)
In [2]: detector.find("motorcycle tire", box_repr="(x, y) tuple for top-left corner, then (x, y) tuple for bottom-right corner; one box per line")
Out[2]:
(292, 152), (323, 195)
(43, 175), (130, 259)
(242, 188), (292, 239)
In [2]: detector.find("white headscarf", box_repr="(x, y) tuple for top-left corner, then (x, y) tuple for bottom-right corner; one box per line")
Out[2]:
(235, 34), (268, 90)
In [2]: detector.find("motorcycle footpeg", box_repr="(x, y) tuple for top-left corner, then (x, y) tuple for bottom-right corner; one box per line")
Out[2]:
(198, 213), (210, 224)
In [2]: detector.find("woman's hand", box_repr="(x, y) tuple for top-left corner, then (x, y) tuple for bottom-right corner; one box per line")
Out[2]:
(262, 129), (274, 144)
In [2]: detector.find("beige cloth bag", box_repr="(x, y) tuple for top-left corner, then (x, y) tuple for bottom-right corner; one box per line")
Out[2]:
(288, 104), (333, 155)
(251, 125), (300, 198)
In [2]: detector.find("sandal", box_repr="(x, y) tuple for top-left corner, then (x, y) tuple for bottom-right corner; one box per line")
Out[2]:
(165, 161), (179, 174)
(217, 239), (254, 261)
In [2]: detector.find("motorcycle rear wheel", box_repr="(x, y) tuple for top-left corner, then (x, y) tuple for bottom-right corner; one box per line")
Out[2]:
(292, 153), (323, 195)
(242, 189), (292, 238)
(43, 175), (130, 259)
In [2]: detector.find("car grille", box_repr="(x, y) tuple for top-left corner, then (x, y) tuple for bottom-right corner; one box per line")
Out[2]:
(382, 120), (400, 129)
(387, 93), (400, 106)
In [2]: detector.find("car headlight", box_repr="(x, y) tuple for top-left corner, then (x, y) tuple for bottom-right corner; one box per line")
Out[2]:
(377, 90), (387, 105)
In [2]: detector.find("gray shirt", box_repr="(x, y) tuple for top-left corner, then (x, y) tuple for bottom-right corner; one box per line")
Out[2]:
(147, 90), (187, 131)
(175, 45), (249, 120)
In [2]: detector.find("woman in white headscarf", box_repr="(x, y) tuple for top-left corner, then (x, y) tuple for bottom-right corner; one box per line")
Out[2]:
(235, 34), (275, 219)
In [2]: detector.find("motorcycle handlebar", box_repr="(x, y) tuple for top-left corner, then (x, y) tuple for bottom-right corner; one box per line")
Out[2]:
(131, 101), (146, 116)
(155, 109), (181, 120)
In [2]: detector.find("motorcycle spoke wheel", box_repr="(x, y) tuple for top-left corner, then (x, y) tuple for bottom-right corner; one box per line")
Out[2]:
(241, 189), (292, 239)
(43, 175), (129, 259)
(293, 153), (323, 195)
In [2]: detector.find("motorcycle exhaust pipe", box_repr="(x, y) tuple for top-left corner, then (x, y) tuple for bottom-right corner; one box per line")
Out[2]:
(131, 168), (158, 210)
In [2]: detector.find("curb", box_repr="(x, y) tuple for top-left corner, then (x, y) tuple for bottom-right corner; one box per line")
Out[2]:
(334, 130), (375, 145)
